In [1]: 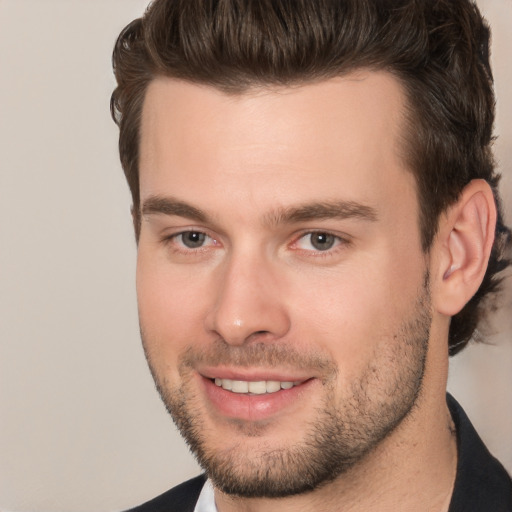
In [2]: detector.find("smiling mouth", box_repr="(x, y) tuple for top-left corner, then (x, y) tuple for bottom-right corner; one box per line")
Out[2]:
(213, 378), (304, 395)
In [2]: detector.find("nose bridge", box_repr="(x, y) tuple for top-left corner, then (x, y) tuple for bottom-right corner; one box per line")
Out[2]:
(205, 245), (290, 345)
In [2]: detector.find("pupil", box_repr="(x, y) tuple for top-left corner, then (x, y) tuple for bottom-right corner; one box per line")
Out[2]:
(311, 233), (335, 251)
(183, 232), (205, 248)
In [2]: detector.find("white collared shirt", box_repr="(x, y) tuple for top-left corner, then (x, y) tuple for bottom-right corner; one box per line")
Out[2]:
(193, 479), (218, 512)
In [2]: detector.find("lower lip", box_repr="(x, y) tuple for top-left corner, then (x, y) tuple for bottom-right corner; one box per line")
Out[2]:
(201, 377), (315, 422)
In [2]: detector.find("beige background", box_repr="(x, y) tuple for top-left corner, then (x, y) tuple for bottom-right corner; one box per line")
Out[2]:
(0, 1), (510, 511)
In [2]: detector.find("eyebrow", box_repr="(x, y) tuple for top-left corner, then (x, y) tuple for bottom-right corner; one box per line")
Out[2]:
(142, 196), (208, 223)
(141, 195), (378, 226)
(264, 200), (378, 226)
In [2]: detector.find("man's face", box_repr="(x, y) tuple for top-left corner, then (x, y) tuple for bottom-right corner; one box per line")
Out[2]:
(137, 72), (432, 497)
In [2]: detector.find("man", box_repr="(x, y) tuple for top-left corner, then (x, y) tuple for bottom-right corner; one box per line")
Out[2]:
(111, 1), (512, 510)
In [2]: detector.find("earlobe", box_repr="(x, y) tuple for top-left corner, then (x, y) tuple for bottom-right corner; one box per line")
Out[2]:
(434, 179), (497, 316)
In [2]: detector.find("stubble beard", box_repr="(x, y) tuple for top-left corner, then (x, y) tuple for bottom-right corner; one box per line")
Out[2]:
(141, 281), (432, 498)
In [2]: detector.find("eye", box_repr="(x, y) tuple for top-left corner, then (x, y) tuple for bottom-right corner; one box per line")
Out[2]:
(174, 231), (213, 249)
(295, 232), (341, 252)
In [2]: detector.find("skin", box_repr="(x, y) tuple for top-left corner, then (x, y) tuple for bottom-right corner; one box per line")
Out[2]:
(135, 72), (487, 511)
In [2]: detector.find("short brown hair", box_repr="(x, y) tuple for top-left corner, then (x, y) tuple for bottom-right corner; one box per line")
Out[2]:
(111, 0), (511, 354)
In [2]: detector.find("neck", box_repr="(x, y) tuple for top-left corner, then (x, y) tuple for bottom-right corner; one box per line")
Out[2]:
(214, 336), (457, 512)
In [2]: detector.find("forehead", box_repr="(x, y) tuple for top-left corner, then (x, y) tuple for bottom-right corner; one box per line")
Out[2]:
(139, 72), (415, 219)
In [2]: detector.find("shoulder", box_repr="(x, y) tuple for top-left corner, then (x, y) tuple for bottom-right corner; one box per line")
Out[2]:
(124, 475), (207, 512)
(447, 394), (512, 511)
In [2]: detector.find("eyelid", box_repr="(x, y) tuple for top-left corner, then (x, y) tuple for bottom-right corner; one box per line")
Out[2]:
(162, 228), (221, 251)
(290, 229), (351, 253)
(159, 226), (350, 256)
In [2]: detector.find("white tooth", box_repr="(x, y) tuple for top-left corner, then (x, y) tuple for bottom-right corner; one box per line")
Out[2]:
(248, 381), (267, 394)
(221, 379), (233, 391)
(231, 380), (249, 393)
(266, 381), (281, 393)
(280, 381), (294, 390)
(215, 378), (222, 387)
(293, 381), (302, 386)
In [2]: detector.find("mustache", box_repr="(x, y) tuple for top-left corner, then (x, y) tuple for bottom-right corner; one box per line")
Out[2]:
(179, 339), (338, 377)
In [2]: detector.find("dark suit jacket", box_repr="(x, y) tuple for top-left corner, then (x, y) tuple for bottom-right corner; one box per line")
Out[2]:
(126, 395), (512, 511)
(126, 474), (206, 512)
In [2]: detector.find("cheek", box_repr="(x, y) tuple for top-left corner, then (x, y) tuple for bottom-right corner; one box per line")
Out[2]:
(288, 258), (423, 379)
(290, 277), (384, 370)
(136, 255), (211, 370)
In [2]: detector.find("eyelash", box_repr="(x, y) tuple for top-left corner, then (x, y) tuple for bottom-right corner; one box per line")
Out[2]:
(163, 230), (219, 254)
(162, 230), (350, 257)
(291, 230), (349, 256)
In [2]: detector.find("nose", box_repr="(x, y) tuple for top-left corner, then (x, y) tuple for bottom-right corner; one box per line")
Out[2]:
(204, 251), (291, 346)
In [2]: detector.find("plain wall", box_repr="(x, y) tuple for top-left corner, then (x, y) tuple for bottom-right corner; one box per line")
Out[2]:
(0, 1), (510, 511)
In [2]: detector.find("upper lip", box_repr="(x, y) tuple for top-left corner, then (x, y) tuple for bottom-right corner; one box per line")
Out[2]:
(198, 366), (312, 382)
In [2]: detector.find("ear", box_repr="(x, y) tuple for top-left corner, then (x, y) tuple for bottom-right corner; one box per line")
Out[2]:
(433, 179), (497, 316)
